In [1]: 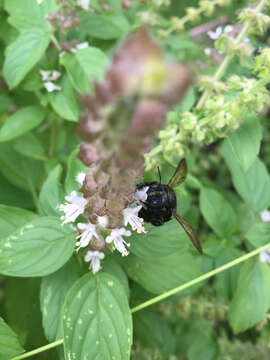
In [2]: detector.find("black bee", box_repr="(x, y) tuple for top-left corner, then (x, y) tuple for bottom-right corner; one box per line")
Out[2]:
(136, 159), (202, 254)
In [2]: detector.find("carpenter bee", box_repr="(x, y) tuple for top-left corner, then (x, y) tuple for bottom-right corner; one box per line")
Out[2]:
(135, 159), (202, 254)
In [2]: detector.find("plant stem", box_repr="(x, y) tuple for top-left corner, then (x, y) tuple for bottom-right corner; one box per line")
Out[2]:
(10, 242), (270, 359)
(131, 241), (270, 313)
(196, 0), (267, 109)
(50, 33), (61, 51)
(10, 340), (63, 360)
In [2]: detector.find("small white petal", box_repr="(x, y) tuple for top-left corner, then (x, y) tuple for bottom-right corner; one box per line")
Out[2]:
(207, 26), (223, 40)
(76, 42), (89, 50)
(37, 0), (43, 4)
(261, 210), (270, 222)
(105, 228), (131, 256)
(84, 250), (104, 274)
(77, 0), (89, 10)
(76, 172), (87, 185)
(123, 206), (146, 233)
(97, 215), (109, 228)
(51, 70), (61, 81)
(76, 222), (98, 250)
(134, 186), (149, 202)
(40, 70), (51, 81)
(204, 48), (212, 56)
(260, 250), (270, 263)
(44, 81), (62, 92)
(59, 192), (88, 224)
(224, 25), (233, 33)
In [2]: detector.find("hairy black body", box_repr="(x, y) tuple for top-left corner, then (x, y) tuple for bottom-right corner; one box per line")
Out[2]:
(135, 159), (203, 254)
(136, 182), (176, 226)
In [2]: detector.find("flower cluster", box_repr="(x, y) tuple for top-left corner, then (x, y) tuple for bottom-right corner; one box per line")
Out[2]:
(59, 174), (149, 273)
(40, 69), (62, 92)
(152, 0), (232, 38)
(58, 28), (192, 273)
(145, 0), (270, 170)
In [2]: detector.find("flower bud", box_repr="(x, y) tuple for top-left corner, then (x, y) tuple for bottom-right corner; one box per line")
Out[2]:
(181, 111), (197, 130)
(199, 0), (215, 16)
(186, 7), (201, 22)
(170, 17), (184, 32)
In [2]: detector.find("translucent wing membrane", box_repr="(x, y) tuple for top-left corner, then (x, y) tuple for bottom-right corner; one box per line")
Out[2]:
(174, 212), (203, 254)
(168, 158), (187, 188)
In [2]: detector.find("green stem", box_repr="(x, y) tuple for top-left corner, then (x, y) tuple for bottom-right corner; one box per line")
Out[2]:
(50, 33), (61, 51)
(10, 242), (270, 359)
(10, 340), (63, 360)
(131, 241), (270, 313)
(196, 0), (267, 109)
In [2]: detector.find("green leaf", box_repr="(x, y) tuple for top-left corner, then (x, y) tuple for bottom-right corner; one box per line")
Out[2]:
(0, 94), (13, 113)
(0, 142), (43, 191)
(129, 221), (189, 258)
(62, 272), (132, 360)
(229, 258), (270, 333)
(65, 148), (88, 194)
(4, 278), (45, 348)
(0, 106), (45, 142)
(199, 188), (237, 237)
(4, 0), (57, 32)
(0, 216), (76, 277)
(40, 258), (79, 342)
(12, 132), (46, 160)
(214, 244), (242, 301)
(60, 47), (109, 94)
(177, 319), (218, 360)
(3, 28), (50, 89)
(0, 172), (34, 209)
(0, 204), (37, 240)
(103, 258), (130, 299)
(0, 317), (24, 360)
(49, 75), (79, 122)
(79, 11), (130, 40)
(222, 140), (270, 212)
(246, 222), (270, 247)
(226, 114), (262, 172)
(133, 309), (175, 355)
(124, 251), (202, 295)
(39, 165), (64, 217)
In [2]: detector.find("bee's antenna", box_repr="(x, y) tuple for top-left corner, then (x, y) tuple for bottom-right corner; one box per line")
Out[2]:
(157, 166), (162, 184)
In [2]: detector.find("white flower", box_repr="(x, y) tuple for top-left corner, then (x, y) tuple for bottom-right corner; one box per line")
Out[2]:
(123, 206), (146, 234)
(261, 210), (270, 222)
(208, 26), (222, 40)
(97, 215), (109, 228)
(84, 250), (105, 274)
(70, 42), (89, 53)
(77, 0), (89, 10)
(106, 228), (131, 256)
(76, 222), (99, 250)
(37, 0), (43, 4)
(204, 48), (212, 56)
(76, 172), (87, 185)
(43, 81), (62, 92)
(224, 25), (233, 34)
(40, 70), (61, 81)
(76, 42), (89, 50)
(134, 186), (149, 202)
(260, 250), (270, 263)
(59, 191), (88, 224)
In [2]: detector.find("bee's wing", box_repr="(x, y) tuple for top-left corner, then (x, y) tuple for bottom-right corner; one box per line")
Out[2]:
(173, 212), (203, 254)
(168, 159), (187, 188)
